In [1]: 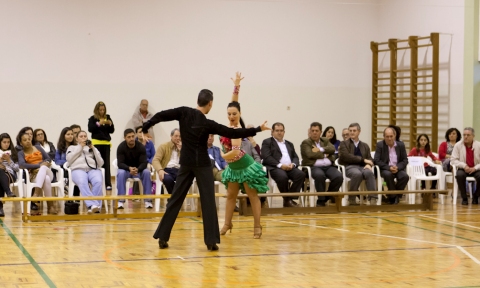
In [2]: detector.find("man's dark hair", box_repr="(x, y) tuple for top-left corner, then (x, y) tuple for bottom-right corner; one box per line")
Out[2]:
(197, 89), (213, 107)
(310, 122), (322, 130)
(271, 122), (285, 130)
(70, 124), (81, 130)
(124, 128), (135, 137)
(135, 126), (143, 133)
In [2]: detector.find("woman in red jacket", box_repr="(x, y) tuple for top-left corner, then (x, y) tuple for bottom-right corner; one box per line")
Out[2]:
(438, 128), (461, 172)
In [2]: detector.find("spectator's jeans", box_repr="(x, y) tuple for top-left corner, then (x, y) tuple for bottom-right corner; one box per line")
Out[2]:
(117, 169), (152, 202)
(72, 169), (103, 208)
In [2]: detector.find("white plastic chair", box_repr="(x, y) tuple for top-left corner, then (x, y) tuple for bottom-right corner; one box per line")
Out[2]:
(335, 157), (382, 206)
(63, 162), (108, 213)
(431, 152), (453, 204)
(301, 166), (331, 207)
(451, 164), (476, 205)
(112, 159), (154, 208)
(406, 156), (444, 204)
(18, 162), (64, 214)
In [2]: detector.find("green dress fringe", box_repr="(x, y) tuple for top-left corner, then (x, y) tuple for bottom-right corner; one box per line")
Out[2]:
(221, 153), (269, 193)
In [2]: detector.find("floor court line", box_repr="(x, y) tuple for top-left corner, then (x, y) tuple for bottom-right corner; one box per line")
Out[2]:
(420, 215), (480, 230)
(0, 219), (56, 287)
(277, 217), (480, 265)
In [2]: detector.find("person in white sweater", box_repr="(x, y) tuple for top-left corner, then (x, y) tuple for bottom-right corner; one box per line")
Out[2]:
(66, 131), (104, 213)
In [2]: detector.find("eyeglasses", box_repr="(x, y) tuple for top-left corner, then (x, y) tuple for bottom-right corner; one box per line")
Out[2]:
(342, 134), (349, 137)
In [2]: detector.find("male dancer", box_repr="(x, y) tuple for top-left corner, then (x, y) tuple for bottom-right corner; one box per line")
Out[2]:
(143, 89), (270, 251)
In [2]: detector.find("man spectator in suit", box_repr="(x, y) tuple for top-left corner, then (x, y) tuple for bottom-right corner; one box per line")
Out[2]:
(152, 128), (181, 194)
(207, 134), (227, 182)
(451, 127), (480, 205)
(261, 122), (305, 207)
(374, 127), (409, 204)
(341, 128), (349, 141)
(338, 123), (376, 204)
(116, 128), (152, 209)
(132, 99), (155, 144)
(301, 122), (343, 206)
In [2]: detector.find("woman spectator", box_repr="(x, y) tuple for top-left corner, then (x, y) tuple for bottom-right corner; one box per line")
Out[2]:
(34, 129), (56, 161)
(408, 134), (441, 190)
(0, 133), (19, 216)
(322, 126), (341, 157)
(88, 101), (114, 190)
(438, 128), (461, 172)
(55, 127), (75, 167)
(66, 131), (104, 214)
(56, 127), (77, 196)
(15, 127), (34, 152)
(18, 133), (58, 214)
(135, 126), (155, 164)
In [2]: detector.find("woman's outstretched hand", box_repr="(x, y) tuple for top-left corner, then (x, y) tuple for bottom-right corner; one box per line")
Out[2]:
(231, 72), (244, 86)
(260, 121), (271, 131)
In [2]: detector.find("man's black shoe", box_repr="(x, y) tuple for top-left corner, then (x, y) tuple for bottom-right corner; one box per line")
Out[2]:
(158, 240), (169, 249)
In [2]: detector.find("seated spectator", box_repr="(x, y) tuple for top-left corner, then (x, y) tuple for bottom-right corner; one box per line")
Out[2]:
(322, 126), (341, 158)
(246, 124), (262, 157)
(18, 133), (58, 214)
(451, 127), (480, 205)
(152, 128), (181, 194)
(301, 122), (343, 206)
(135, 126), (155, 164)
(341, 128), (349, 141)
(116, 129), (152, 209)
(15, 127), (34, 152)
(207, 134), (227, 182)
(15, 127), (38, 210)
(55, 127), (75, 167)
(261, 122), (305, 207)
(56, 127), (78, 196)
(438, 128), (461, 172)
(374, 127), (409, 204)
(70, 124), (81, 138)
(66, 130), (104, 213)
(388, 124), (402, 142)
(408, 134), (441, 189)
(0, 133), (19, 216)
(338, 123), (376, 205)
(34, 129), (56, 161)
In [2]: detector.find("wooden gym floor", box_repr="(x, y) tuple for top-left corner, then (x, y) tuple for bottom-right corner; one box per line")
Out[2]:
(1, 193), (480, 287)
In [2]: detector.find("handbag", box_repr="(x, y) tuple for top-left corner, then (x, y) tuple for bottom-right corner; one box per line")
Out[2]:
(64, 201), (79, 215)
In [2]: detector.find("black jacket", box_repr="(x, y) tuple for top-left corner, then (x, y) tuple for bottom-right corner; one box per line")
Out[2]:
(143, 106), (260, 167)
(88, 114), (115, 141)
(374, 140), (408, 172)
(261, 137), (300, 171)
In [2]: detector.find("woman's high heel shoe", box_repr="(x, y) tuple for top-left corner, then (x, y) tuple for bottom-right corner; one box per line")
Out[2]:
(253, 225), (262, 239)
(220, 223), (233, 235)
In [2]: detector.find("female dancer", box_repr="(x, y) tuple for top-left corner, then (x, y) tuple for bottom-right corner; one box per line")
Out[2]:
(220, 72), (269, 239)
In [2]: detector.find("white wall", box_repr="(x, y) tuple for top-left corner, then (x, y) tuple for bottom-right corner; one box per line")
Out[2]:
(375, 0), (466, 146)
(0, 0), (467, 164)
(0, 0), (379, 159)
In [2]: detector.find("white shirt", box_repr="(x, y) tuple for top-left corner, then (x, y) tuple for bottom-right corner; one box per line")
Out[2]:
(313, 141), (332, 167)
(274, 138), (293, 168)
(166, 149), (180, 168)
